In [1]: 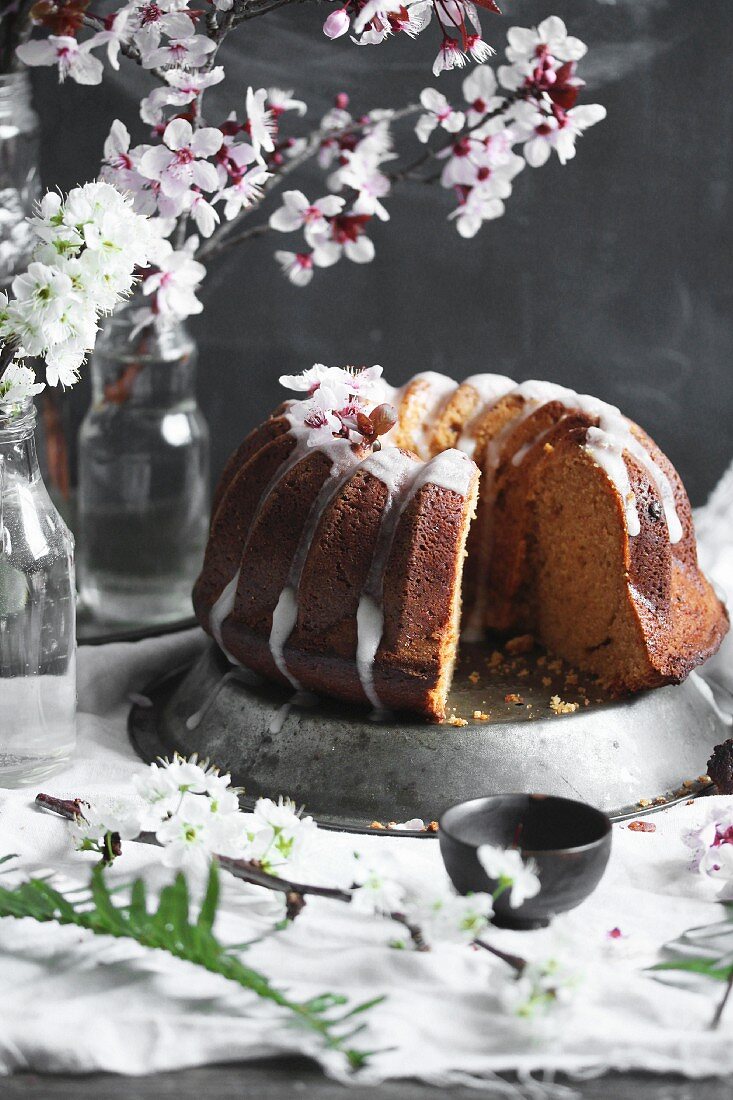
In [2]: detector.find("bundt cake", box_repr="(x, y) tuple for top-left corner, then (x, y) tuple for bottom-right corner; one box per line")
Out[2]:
(193, 366), (728, 721)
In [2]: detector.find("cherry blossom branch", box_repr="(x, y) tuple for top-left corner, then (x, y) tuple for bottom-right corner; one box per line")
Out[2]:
(388, 90), (522, 185)
(35, 791), (496, 958)
(197, 102), (421, 261)
(80, 13), (169, 82)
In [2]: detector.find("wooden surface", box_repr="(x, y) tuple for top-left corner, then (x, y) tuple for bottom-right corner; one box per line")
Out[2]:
(0, 1061), (728, 1098)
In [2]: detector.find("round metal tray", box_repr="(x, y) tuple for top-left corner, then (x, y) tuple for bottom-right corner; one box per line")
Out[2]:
(128, 640), (729, 834)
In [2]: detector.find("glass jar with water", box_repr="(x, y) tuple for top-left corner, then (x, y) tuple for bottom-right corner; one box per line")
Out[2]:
(77, 301), (210, 625)
(0, 395), (76, 785)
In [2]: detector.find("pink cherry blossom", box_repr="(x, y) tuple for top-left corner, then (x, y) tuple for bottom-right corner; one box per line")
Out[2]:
(512, 101), (606, 166)
(218, 166), (271, 220)
(415, 88), (465, 144)
(323, 9), (351, 40)
(269, 191), (345, 241)
(139, 118), (223, 198)
(16, 35), (105, 85)
(142, 242), (206, 318)
(246, 87), (276, 161)
(267, 88), (307, 116)
(141, 34), (216, 71)
(433, 38), (468, 78)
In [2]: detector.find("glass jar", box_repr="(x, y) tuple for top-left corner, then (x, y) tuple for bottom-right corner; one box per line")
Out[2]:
(0, 70), (40, 288)
(0, 395), (76, 786)
(77, 302), (210, 626)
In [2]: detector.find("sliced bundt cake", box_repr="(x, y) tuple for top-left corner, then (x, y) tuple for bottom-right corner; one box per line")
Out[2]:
(193, 365), (728, 720)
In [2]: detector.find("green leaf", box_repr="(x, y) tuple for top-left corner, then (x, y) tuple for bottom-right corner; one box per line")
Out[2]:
(197, 862), (219, 934)
(0, 855), (379, 1071)
(651, 958), (733, 982)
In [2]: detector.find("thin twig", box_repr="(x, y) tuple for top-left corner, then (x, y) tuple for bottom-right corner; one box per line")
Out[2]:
(35, 792), (513, 961)
(710, 969), (733, 1030)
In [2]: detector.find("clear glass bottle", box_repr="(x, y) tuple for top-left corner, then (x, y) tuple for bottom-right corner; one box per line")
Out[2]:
(0, 70), (41, 288)
(77, 302), (210, 626)
(0, 395), (76, 786)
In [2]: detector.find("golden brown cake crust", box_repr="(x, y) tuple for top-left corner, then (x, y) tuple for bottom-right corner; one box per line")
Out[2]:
(194, 375), (728, 719)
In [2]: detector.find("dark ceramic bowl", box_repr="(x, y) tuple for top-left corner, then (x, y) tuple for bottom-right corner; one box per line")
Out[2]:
(439, 793), (612, 929)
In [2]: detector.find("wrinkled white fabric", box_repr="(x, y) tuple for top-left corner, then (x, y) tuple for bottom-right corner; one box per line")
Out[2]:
(0, 470), (732, 1087)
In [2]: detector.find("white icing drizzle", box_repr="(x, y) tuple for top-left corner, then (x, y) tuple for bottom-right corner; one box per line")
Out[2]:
(486, 380), (683, 544)
(186, 666), (261, 730)
(457, 373), (515, 457)
(355, 449), (475, 713)
(268, 690), (318, 735)
(209, 567), (242, 665)
(268, 438), (360, 688)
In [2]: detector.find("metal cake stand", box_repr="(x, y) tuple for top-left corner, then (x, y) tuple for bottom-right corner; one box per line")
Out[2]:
(128, 640), (729, 835)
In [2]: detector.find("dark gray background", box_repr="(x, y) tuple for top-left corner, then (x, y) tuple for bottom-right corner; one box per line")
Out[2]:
(32, 0), (732, 505)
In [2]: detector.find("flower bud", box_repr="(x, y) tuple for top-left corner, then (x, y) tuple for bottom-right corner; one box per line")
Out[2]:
(323, 9), (350, 39)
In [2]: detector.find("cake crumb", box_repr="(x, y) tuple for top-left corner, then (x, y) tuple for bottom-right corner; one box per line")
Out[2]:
(698, 775), (713, 785)
(517, 667), (529, 678)
(686, 799), (695, 806)
(547, 659), (563, 674)
(543, 442), (554, 453)
(682, 778), (695, 789)
(628, 820), (656, 833)
(541, 676), (552, 687)
(427, 820), (439, 832)
(564, 671), (579, 686)
(446, 715), (468, 727)
(549, 695), (579, 715)
(487, 651), (504, 670)
(504, 693), (523, 705)
(386, 821), (398, 830)
(468, 670), (480, 684)
(638, 798), (652, 808)
(505, 634), (535, 656)
(472, 710), (490, 720)
(653, 796), (667, 805)
(369, 821), (385, 830)
(536, 655), (547, 667)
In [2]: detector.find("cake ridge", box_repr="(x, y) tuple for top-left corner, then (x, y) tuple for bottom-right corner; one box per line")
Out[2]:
(194, 365), (728, 721)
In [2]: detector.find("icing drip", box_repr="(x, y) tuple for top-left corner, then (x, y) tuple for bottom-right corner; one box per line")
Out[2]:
(268, 438), (359, 688)
(186, 666), (260, 730)
(268, 690), (318, 735)
(487, 380), (683, 544)
(209, 567), (241, 665)
(355, 448), (475, 713)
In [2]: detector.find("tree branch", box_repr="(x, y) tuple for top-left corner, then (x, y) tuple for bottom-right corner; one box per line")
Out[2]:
(35, 791), (516, 962)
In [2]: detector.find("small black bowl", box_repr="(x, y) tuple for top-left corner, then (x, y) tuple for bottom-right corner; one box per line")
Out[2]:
(439, 793), (612, 930)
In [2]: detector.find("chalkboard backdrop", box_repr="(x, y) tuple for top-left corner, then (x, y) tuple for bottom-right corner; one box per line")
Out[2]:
(32, 0), (732, 505)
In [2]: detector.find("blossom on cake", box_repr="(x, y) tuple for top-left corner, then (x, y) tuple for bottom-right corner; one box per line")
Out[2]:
(279, 363), (395, 448)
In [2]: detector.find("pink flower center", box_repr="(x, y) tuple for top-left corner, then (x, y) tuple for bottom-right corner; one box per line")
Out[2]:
(140, 4), (162, 26)
(473, 97), (487, 113)
(712, 825), (733, 847)
(174, 147), (195, 165)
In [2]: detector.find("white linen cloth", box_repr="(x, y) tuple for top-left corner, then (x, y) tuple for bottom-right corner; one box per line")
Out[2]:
(1, 464), (733, 1089)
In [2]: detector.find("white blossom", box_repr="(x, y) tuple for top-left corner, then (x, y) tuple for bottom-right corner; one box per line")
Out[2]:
(415, 88), (465, 144)
(268, 88), (307, 116)
(433, 38), (468, 77)
(349, 850), (407, 916)
(69, 801), (145, 852)
(513, 101), (607, 167)
(16, 35), (106, 85)
(246, 86), (277, 161)
(140, 33), (216, 71)
(239, 796), (317, 875)
(0, 362), (45, 404)
(477, 844), (541, 907)
(139, 118), (223, 198)
(404, 884), (494, 945)
(269, 191), (345, 241)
